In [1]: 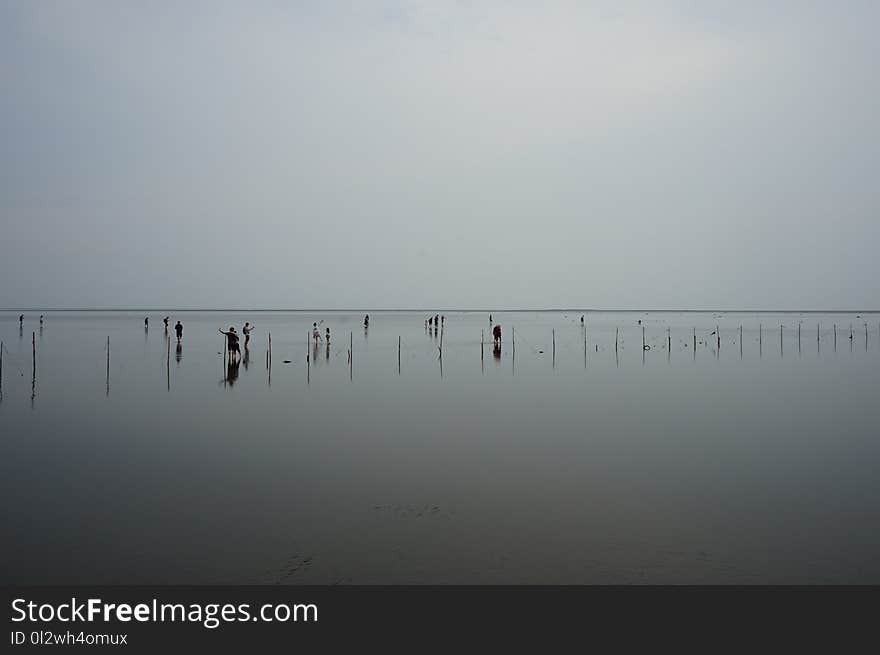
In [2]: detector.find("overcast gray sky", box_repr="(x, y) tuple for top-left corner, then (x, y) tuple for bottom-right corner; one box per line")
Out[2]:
(1, 1), (878, 309)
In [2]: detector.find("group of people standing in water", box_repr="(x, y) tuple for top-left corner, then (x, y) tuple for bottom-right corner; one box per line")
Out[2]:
(219, 322), (254, 361)
(144, 316), (184, 343)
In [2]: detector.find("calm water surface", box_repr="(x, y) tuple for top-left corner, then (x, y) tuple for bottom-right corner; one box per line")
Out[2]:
(1, 310), (879, 583)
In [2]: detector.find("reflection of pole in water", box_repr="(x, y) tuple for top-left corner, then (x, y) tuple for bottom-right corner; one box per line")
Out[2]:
(31, 332), (36, 408)
(106, 336), (110, 396)
(817, 323), (820, 354)
(584, 322), (587, 368)
(615, 327), (619, 353)
(759, 323), (762, 357)
(798, 322), (802, 355)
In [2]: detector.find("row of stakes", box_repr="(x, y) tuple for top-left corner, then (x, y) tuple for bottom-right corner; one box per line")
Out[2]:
(2, 322), (877, 397)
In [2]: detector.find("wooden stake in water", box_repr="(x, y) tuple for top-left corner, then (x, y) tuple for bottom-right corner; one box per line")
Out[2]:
(759, 323), (763, 356)
(739, 325), (743, 358)
(350, 331), (353, 380)
(780, 325), (783, 357)
(481, 330), (485, 362)
(817, 323), (820, 354)
(693, 327), (696, 352)
(642, 326), (645, 351)
(716, 325), (720, 352)
(834, 323), (837, 351)
(615, 327), (619, 352)
(0, 340), (4, 393)
(552, 329), (555, 368)
(398, 335), (401, 374)
(512, 327), (516, 360)
(106, 336), (110, 396)
(798, 323), (801, 355)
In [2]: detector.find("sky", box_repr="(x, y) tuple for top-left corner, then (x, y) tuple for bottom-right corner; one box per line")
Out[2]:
(1, 0), (878, 310)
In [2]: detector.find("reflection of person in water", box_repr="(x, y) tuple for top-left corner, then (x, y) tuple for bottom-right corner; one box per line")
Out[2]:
(226, 357), (240, 386)
(325, 328), (331, 360)
(493, 323), (502, 346)
(493, 341), (502, 361)
(175, 343), (182, 363)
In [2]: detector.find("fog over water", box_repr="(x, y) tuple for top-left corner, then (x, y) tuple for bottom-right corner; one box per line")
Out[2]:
(2, 1), (879, 309)
(2, 310), (879, 583)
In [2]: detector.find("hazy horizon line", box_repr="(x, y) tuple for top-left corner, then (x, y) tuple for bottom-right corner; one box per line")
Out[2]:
(3, 307), (880, 314)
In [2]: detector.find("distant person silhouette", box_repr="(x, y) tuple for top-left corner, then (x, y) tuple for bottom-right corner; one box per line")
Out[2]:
(145, 316), (149, 328)
(219, 326), (240, 360)
(434, 314), (439, 327)
(364, 314), (370, 328)
(243, 322), (254, 347)
(19, 314), (23, 326)
(441, 315), (445, 326)
(489, 314), (493, 324)
(313, 322), (322, 345)
(580, 315), (584, 325)
(163, 316), (169, 330)
(175, 320), (183, 343)
(40, 314), (44, 326)
(493, 323), (502, 346)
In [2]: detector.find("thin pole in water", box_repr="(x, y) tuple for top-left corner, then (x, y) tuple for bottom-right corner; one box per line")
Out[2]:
(834, 323), (837, 351)
(740, 325), (743, 359)
(552, 329), (555, 368)
(481, 330), (484, 362)
(642, 326), (645, 351)
(350, 331), (353, 380)
(1, 340), (4, 393)
(584, 322), (587, 368)
(615, 327), (619, 353)
(716, 325), (720, 353)
(398, 335), (401, 374)
(866, 323), (869, 351)
(780, 324), (783, 358)
(307, 332), (310, 384)
(32, 331), (36, 375)
(817, 323), (820, 354)
(798, 323), (801, 355)
(106, 336), (110, 396)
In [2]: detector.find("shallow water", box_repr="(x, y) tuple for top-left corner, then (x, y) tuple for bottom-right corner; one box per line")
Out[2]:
(1, 309), (879, 584)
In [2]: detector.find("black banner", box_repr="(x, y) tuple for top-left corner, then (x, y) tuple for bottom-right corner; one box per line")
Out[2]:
(4, 586), (876, 651)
